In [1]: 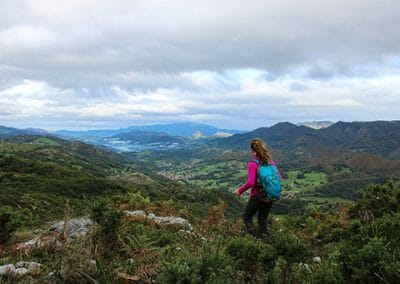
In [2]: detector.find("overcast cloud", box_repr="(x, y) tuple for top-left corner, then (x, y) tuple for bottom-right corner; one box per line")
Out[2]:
(0, 0), (399, 130)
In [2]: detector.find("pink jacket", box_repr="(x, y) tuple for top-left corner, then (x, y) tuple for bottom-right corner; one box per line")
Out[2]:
(238, 158), (282, 196)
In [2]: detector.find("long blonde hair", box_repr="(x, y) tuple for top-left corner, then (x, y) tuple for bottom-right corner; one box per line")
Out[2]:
(250, 138), (271, 165)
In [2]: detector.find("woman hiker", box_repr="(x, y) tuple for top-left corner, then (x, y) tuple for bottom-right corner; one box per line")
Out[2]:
(234, 138), (282, 238)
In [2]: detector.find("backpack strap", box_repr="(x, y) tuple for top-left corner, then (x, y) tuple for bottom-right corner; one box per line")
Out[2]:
(251, 159), (273, 166)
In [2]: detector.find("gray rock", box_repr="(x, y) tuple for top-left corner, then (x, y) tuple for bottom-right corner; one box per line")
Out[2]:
(124, 210), (147, 217)
(313, 256), (322, 263)
(15, 261), (42, 271)
(0, 264), (15, 276)
(148, 215), (192, 229)
(299, 263), (311, 272)
(125, 211), (192, 229)
(50, 217), (93, 238)
(0, 261), (42, 276)
(17, 236), (40, 251)
(147, 213), (156, 219)
(15, 267), (29, 276)
(23, 237), (40, 246)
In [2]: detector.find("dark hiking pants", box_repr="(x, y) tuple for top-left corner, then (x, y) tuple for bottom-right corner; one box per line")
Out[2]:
(243, 195), (273, 237)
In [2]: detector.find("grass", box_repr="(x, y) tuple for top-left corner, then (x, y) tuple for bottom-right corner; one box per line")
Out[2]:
(155, 160), (247, 191)
(297, 195), (354, 212)
(299, 196), (353, 205)
(33, 137), (61, 146)
(282, 170), (327, 193)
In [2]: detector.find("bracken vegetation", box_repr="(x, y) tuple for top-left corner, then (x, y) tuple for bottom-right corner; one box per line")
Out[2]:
(1, 182), (399, 283)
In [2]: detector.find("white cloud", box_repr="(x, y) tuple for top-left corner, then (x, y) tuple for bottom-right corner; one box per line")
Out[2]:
(1, 71), (399, 130)
(1, 0), (400, 75)
(289, 99), (362, 108)
(1, 1), (400, 129)
(0, 26), (56, 50)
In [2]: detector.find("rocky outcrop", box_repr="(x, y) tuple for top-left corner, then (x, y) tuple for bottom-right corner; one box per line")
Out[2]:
(17, 213), (189, 253)
(49, 217), (93, 238)
(124, 210), (192, 229)
(0, 261), (42, 276)
(16, 217), (93, 252)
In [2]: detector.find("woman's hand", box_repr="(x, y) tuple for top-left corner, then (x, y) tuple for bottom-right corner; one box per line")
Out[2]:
(234, 188), (241, 196)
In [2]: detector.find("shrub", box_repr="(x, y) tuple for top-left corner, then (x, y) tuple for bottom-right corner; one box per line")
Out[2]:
(149, 229), (179, 247)
(351, 182), (400, 219)
(308, 261), (344, 284)
(342, 237), (399, 283)
(271, 256), (289, 284)
(361, 213), (400, 245)
(128, 191), (151, 209)
(161, 241), (238, 283)
(90, 199), (123, 246)
(271, 230), (310, 263)
(226, 235), (276, 265)
(0, 206), (20, 245)
(160, 254), (195, 284)
(225, 235), (277, 282)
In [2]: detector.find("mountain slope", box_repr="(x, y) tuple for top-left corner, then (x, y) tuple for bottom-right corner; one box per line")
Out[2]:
(0, 125), (49, 138)
(318, 121), (400, 156)
(214, 121), (400, 158)
(212, 122), (317, 150)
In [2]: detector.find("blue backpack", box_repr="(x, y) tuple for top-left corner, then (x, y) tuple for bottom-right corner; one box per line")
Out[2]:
(253, 160), (281, 202)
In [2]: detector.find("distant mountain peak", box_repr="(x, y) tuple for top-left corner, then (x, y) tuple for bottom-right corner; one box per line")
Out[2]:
(297, 121), (335, 129)
(211, 132), (233, 138)
(270, 122), (298, 130)
(274, 121), (297, 126)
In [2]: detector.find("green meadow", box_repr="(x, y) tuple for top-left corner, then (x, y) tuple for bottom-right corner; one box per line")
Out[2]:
(282, 170), (328, 192)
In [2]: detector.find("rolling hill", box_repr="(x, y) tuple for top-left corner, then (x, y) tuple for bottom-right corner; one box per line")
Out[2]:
(0, 126), (49, 138)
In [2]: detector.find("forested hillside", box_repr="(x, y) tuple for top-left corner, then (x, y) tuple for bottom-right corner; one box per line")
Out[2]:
(0, 136), (243, 225)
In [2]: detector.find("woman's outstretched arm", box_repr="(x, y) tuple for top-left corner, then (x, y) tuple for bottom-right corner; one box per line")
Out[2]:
(234, 161), (257, 195)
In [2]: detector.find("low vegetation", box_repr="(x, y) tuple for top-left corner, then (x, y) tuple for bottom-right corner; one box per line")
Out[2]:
(1, 182), (399, 282)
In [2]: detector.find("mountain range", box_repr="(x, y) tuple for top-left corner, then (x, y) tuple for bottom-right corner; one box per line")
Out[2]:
(211, 120), (400, 179)
(46, 122), (241, 151)
(54, 122), (242, 139)
(1, 121), (399, 161)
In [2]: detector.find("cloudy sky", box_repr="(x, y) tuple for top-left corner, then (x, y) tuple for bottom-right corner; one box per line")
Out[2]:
(1, 0), (400, 130)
